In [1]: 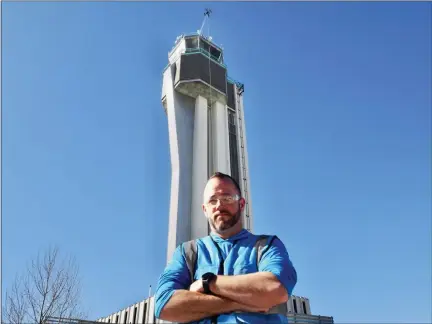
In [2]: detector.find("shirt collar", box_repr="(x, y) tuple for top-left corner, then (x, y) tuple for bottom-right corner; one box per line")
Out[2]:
(210, 228), (250, 243)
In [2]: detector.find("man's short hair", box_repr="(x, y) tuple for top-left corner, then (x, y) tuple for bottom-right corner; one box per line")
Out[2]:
(209, 172), (242, 196)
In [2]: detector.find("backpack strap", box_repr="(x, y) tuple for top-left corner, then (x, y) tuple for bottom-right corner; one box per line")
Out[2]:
(255, 235), (288, 316)
(182, 240), (198, 283)
(255, 235), (275, 264)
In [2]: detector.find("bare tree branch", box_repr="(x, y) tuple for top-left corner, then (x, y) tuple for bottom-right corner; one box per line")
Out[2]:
(3, 246), (86, 324)
(3, 275), (28, 324)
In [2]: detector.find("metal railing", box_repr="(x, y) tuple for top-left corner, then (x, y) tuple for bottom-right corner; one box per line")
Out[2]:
(45, 316), (99, 324)
(286, 314), (334, 324)
(227, 76), (244, 86)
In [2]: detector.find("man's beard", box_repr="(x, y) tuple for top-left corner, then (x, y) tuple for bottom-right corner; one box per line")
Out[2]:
(209, 206), (241, 234)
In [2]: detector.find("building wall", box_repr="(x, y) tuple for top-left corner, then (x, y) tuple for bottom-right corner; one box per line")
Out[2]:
(97, 298), (153, 324)
(287, 314), (334, 324)
(211, 101), (230, 175)
(168, 38), (186, 65)
(96, 295), (332, 324)
(288, 296), (312, 315)
(191, 95), (209, 240)
(163, 65), (195, 262)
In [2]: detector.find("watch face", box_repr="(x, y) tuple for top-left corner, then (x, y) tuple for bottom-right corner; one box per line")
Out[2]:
(202, 272), (215, 281)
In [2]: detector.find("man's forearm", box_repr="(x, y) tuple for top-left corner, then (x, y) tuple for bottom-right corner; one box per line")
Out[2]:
(158, 289), (242, 323)
(210, 272), (288, 309)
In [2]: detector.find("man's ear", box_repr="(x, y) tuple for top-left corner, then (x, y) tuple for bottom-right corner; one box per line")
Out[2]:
(202, 204), (206, 213)
(239, 197), (246, 210)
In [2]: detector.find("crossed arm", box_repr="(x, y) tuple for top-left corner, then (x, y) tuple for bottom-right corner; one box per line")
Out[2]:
(208, 271), (288, 309)
(155, 239), (296, 323)
(158, 272), (284, 323)
(158, 288), (269, 323)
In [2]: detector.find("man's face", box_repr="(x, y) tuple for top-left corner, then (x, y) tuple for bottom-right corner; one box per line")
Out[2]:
(202, 177), (245, 234)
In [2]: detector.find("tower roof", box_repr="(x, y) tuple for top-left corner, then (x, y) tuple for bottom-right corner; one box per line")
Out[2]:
(169, 33), (224, 65)
(171, 32), (223, 54)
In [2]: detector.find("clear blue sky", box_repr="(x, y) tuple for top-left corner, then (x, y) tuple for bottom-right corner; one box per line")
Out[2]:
(2, 2), (431, 323)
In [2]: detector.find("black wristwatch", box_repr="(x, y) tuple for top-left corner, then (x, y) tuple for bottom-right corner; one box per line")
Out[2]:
(201, 272), (217, 294)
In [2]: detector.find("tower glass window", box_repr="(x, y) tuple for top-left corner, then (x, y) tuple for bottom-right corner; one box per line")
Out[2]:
(185, 36), (199, 49)
(184, 35), (223, 64)
(199, 38), (222, 61)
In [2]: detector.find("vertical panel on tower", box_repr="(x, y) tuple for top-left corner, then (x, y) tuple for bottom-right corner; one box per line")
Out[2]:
(212, 101), (230, 174)
(191, 95), (209, 240)
(163, 65), (195, 262)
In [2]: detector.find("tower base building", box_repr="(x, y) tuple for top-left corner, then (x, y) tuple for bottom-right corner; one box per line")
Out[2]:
(95, 295), (334, 324)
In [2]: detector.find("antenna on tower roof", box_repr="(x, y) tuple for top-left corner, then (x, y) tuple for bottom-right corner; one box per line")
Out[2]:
(198, 8), (212, 36)
(204, 8), (212, 17)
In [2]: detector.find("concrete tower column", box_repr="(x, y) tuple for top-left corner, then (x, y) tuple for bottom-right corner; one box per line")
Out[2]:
(212, 101), (230, 174)
(191, 95), (209, 239)
(163, 65), (195, 262)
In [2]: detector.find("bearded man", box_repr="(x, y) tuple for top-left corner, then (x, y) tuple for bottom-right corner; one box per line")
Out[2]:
(155, 172), (297, 323)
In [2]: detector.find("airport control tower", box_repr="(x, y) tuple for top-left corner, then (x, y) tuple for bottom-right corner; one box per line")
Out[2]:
(93, 24), (334, 324)
(161, 30), (253, 262)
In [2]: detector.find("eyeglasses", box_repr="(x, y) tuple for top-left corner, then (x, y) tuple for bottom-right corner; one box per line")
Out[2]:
(205, 194), (240, 207)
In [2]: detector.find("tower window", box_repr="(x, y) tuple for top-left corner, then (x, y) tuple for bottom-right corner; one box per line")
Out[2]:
(142, 303), (147, 324)
(185, 36), (199, 49)
(199, 38), (222, 62)
(293, 299), (298, 313)
(132, 306), (137, 324)
(302, 300), (307, 314)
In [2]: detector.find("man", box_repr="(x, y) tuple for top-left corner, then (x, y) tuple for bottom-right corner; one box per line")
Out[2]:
(155, 172), (297, 323)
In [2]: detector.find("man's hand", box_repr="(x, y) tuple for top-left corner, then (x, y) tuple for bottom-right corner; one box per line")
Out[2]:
(158, 290), (239, 323)
(189, 279), (204, 293)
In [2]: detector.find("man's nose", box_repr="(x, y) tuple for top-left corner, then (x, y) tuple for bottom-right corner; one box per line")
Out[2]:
(214, 199), (223, 209)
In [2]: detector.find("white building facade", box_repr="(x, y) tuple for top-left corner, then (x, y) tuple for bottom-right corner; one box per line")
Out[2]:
(95, 295), (333, 324)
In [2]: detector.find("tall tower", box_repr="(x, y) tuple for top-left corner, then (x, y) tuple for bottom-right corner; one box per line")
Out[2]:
(93, 28), (333, 324)
(161, 32), (253, 262)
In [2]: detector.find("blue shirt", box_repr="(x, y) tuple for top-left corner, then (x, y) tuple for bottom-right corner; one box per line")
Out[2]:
(155, 229), (297, 323)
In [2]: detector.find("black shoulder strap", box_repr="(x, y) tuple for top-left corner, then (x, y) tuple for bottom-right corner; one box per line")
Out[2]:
(255, 235), (278, 265)
(183, 240), (197, 283)
(254, 235), (288, 315)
